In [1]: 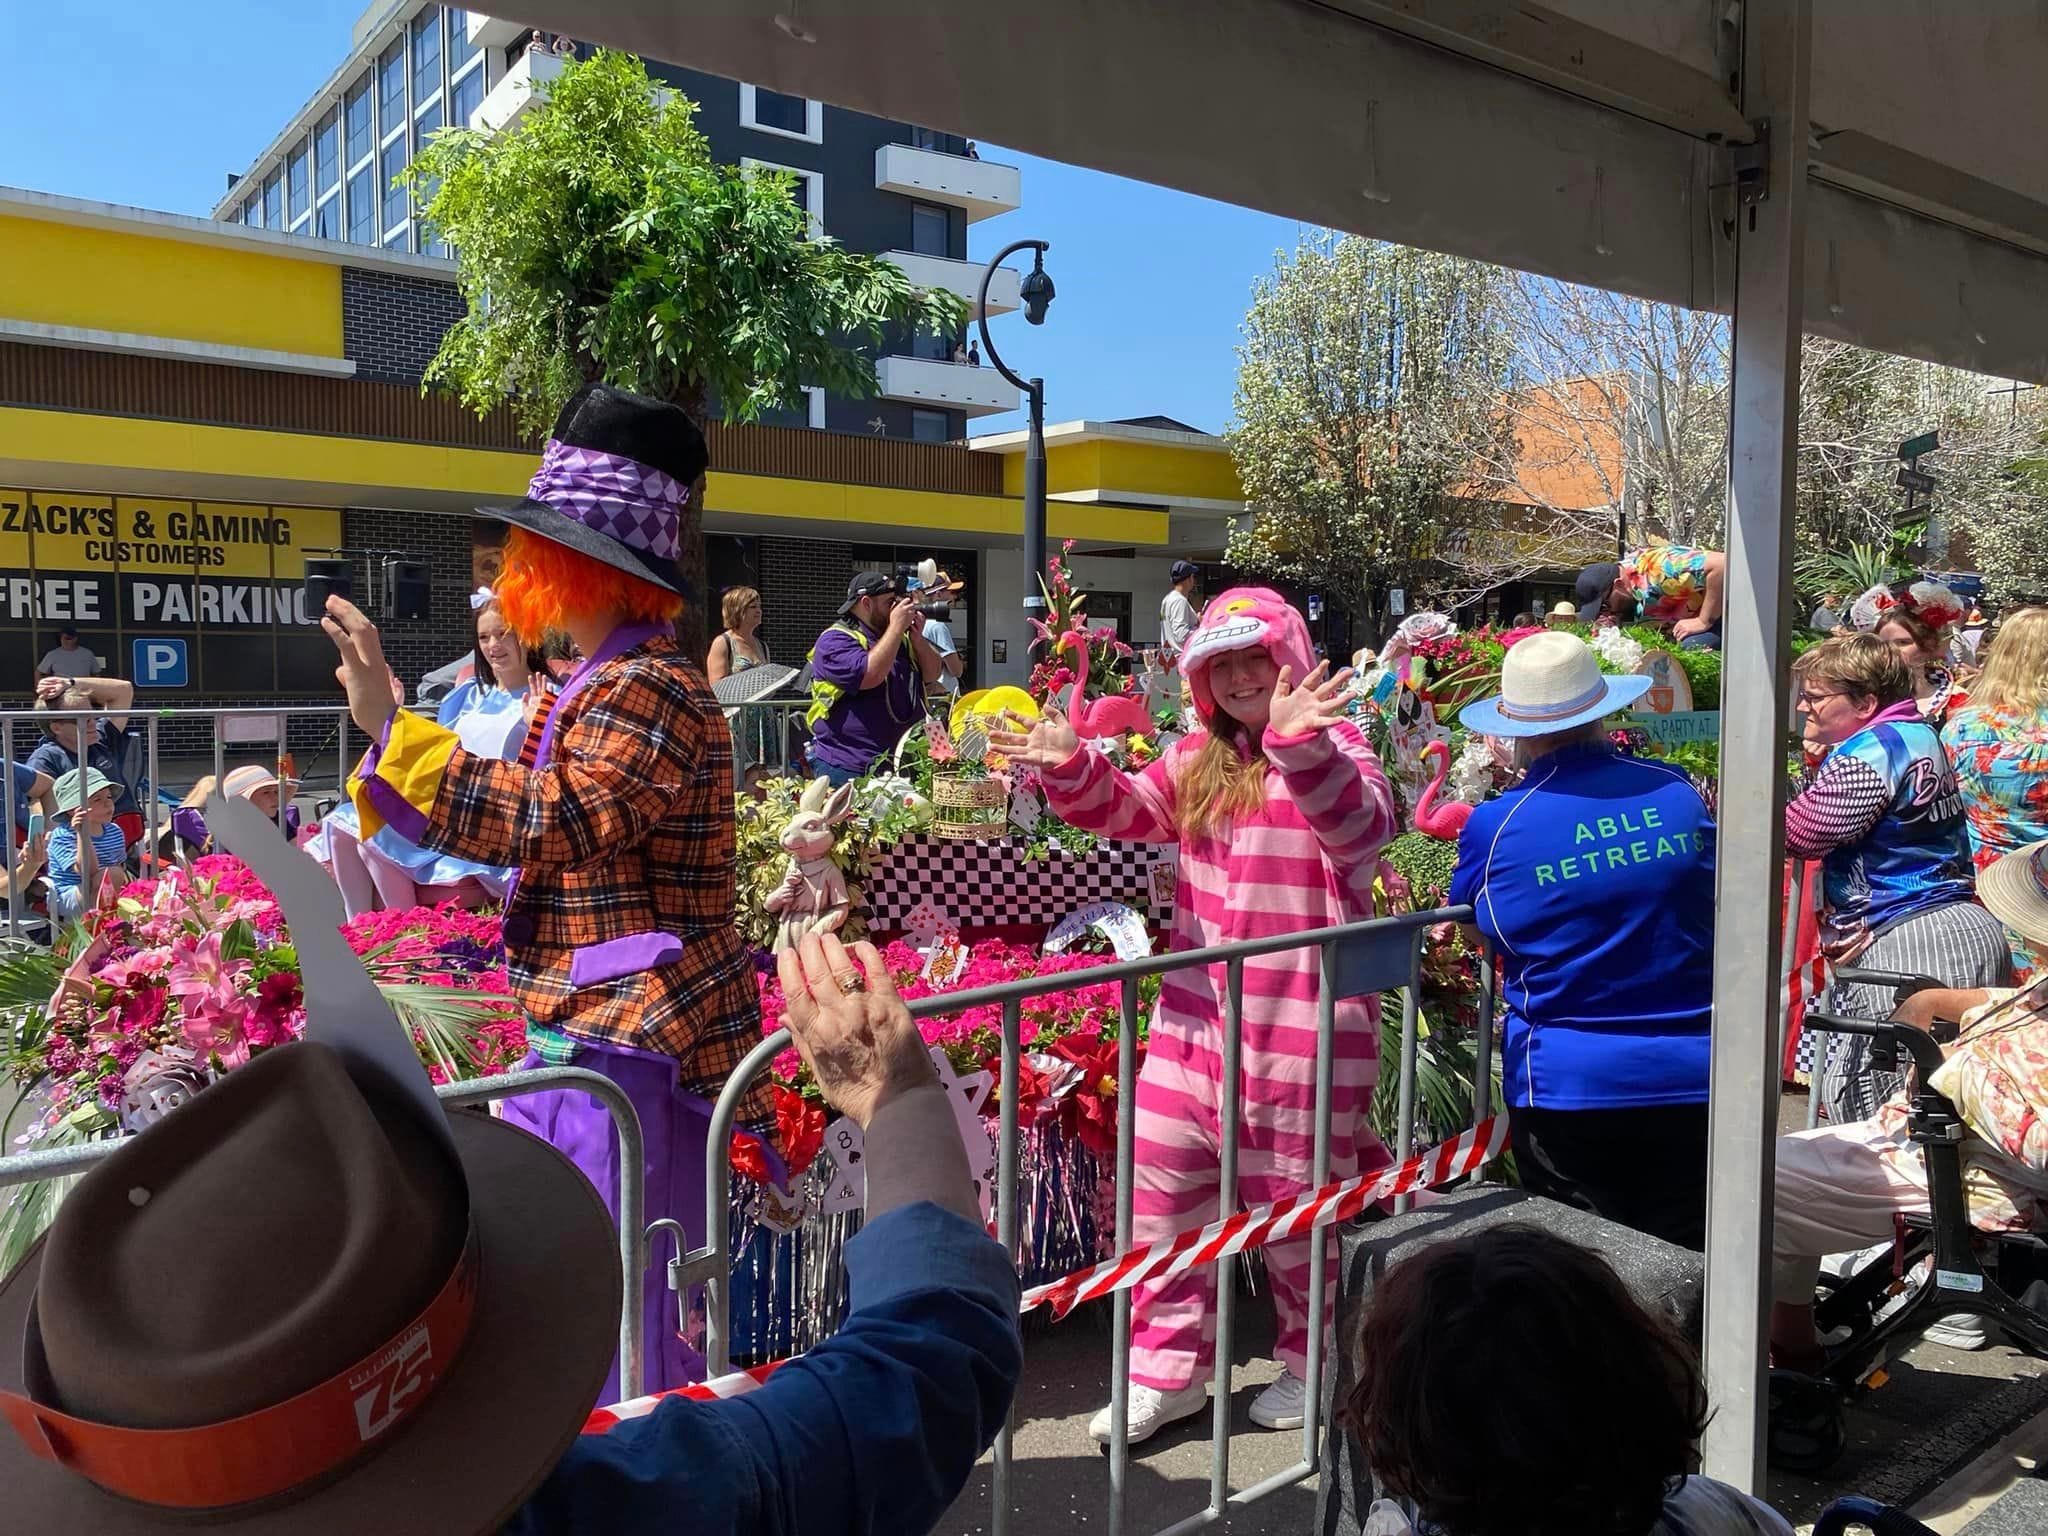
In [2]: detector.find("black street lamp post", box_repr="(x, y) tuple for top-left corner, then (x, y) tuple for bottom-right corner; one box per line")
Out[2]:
(977, 240), (1055, 625)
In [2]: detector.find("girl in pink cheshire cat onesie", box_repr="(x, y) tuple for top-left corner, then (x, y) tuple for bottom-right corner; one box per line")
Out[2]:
(992, 588), (1398, 1443)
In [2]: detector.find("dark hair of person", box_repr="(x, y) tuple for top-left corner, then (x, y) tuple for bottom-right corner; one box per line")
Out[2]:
(1341, 1224), (1709, 1536)
(472, 599), (547, 691)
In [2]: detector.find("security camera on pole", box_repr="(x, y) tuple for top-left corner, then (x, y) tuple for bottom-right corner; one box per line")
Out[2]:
(977, 241), (1057, 629)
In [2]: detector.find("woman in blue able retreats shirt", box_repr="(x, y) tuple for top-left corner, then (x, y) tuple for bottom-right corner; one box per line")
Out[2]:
(1449, 633), (1717, 1250)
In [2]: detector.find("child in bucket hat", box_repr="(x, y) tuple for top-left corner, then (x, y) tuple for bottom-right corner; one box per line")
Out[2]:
(46, 767), (126, 921)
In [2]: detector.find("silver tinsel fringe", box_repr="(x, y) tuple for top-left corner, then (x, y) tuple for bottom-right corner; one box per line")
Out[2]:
(724, 1122), (1109, 1359)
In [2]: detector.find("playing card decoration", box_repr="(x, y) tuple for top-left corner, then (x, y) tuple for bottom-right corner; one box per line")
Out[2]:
(904, 898), (959, 948)
(919, 937), (971, 987)
(1008, 781), (1043, 832)
(816, 1116), (867, 1216)
(814, 1047), (998, 1223)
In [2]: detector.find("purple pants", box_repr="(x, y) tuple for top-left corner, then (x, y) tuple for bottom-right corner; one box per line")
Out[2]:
(498, 1041), (712, 1404)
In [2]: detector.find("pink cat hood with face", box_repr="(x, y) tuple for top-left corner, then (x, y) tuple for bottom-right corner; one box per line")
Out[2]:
(1178, 587), (1317, 725)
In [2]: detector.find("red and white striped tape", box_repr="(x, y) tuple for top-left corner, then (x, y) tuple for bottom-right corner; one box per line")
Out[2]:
(582, 1359), (786, 1434)
(1019, 1115), (1508, 1319)
(582, 1118), (1509, 1429)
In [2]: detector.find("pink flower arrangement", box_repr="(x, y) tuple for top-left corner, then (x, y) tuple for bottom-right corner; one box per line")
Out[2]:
(12, 856), (525, 1140)
(740, 939), (1144, 1184)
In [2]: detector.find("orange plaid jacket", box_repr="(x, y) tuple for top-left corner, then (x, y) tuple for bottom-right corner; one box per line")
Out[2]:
(353, 632), (766, 1122)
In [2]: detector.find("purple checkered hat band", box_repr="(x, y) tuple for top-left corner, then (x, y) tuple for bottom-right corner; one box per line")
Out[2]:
(525, 438), (691, 562)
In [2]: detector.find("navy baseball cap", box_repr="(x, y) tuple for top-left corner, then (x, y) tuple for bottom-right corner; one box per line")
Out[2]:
(1574, 563), (1622, 623)
(837, 570), (905, 617)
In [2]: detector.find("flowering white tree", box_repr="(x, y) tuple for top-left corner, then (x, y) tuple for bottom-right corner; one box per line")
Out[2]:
(1227, 235), (1532, 637)
(1493, 275), (1729, 547)
(1971, 426), (2048, 602)
(1499, 274), (2040, 586)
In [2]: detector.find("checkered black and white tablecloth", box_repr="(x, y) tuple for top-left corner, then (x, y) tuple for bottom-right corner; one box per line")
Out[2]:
(863, 835), (1178, 935)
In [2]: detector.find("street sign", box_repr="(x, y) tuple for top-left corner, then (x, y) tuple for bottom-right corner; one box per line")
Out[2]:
(1897, 467), (1937, 494)
(1389, 588), (1407, 616)
(1898, 430), (1940, 461)
(133, 637), (189, 688)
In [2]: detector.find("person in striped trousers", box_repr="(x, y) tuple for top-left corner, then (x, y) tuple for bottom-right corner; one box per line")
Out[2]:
(995, 588), (1398, 1442)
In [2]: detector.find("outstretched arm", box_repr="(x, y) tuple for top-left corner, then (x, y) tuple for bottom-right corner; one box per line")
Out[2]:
(1261, 664), (1398, 890)
(508, 935), (1022, 1536)
(992, 702), (1181, 844)
(327, 596), (688, 870)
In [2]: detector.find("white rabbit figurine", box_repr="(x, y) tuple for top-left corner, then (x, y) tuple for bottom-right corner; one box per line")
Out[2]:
(764, 778), (859, 954)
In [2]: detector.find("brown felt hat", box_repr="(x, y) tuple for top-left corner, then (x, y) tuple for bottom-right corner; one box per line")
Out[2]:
(0, 1041), (620, 1531)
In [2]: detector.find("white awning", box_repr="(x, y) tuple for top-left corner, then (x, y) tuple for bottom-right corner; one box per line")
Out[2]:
(482, 0), (2048, 382)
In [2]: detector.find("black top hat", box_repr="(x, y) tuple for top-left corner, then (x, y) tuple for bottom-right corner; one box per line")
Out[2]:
(476, 383), (709, 595)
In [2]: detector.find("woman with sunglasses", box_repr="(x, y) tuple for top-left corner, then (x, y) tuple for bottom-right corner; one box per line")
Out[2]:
(1787, 633), (2010, 1126)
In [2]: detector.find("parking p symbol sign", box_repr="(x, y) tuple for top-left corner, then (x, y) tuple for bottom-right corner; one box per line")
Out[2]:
(134, 638), (189, 688)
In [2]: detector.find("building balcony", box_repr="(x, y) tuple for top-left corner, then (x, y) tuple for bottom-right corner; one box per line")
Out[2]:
(874, 144), (1022, 223)
(465, 11), (527, 52)
(471, 46), (565, 133)
(875, 355), (1019, 418)
(882, 250), (1020, 317)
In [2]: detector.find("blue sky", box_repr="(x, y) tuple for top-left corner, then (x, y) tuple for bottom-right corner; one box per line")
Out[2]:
(2, 1), (1305, 437)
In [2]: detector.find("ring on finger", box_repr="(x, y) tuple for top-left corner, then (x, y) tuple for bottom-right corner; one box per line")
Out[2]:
(834, 970), (866, 995)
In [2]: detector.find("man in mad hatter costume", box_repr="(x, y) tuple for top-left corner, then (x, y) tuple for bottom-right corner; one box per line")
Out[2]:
(322, 382), (764, 1399)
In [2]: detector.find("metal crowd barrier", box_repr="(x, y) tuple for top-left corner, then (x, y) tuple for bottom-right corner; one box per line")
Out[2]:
(0, 898), (1499, 1527)
(692, 905), (1498, 1536)
(721, 694), (812, 780)
(0, 1066), (650, 1400)
(1, 704), (354, 939)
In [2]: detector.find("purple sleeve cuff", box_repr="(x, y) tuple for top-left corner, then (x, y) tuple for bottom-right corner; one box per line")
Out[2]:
(354, 716), (432, 844)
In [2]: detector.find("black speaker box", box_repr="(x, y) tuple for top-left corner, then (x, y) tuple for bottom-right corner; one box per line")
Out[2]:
(386, 559), (431, 622)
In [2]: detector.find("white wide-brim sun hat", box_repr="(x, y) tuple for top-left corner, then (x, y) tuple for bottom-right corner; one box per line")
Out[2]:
(1458, 630), (1652, 738)
(1979, 838), (2048, 955)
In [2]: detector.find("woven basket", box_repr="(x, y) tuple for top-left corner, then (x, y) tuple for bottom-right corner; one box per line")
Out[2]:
(931, 772), (1008, 841)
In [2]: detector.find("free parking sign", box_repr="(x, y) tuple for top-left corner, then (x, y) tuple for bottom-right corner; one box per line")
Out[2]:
(133, 637), (189, 688)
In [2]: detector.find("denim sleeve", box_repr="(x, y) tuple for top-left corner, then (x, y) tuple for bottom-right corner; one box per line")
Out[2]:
(507, 1203), (1023, 1536)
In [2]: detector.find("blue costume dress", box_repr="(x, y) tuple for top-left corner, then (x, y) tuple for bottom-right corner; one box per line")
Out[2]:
(307, 681), (526, 900)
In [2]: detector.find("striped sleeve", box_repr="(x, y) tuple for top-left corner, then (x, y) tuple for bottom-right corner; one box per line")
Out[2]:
(1037, 742), (1180, 845)
(1262, 720), (1399, 887)
(350, 708), (462, 843)
(1783, 749), (1890, 859)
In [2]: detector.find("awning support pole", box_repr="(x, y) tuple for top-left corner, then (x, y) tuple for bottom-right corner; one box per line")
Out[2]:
(1701, 0), (1811, 1488)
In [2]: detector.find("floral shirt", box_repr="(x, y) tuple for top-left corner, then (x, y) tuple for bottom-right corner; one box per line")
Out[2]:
(1943, 700), (2048, 978)
(1623, 544), (1711, 623)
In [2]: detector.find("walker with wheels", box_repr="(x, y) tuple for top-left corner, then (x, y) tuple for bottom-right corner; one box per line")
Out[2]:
(1769, 969), (2048, 1472)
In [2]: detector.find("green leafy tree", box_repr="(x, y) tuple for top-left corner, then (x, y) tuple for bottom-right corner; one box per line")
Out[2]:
(405, 49), (964, 645)
(1226, 234), (1522, 638)
(1971, 424), (2048, 603)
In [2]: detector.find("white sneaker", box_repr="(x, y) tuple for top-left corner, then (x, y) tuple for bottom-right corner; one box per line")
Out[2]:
(1088, 1381), (1209, 1445)
(1924, 1312), (1990, 1351)
(1249, 1370), (1308, 1430)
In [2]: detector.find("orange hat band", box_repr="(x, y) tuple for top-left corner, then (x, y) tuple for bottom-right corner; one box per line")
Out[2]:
(1, 1222), (479, 1512)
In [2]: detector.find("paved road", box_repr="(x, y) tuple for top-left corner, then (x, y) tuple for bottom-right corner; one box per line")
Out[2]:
(937, 1202), (2048, 1536)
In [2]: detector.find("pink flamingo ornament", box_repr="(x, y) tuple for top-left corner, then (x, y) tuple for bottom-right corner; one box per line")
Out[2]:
(1411, 739), (1473, 840)
(1059, 630), (1154, 740)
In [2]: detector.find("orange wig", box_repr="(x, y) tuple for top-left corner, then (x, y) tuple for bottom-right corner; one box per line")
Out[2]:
(494, 527), (683, 647)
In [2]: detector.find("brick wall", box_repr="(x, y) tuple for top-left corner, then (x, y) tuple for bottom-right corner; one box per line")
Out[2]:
(343, 506), (479, 692)
(137, 506), (475, 777)
(758, 537), (857, 666)
(341, 268), (466, 384)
